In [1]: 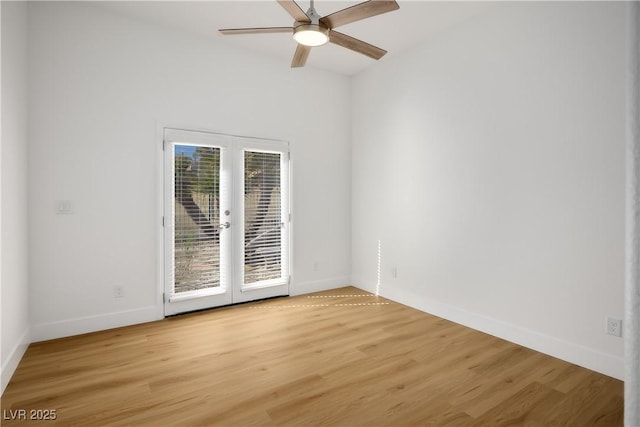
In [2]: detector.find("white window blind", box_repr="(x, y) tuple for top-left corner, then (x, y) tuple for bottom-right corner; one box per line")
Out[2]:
(172, 144), (222, 294)
(243, 150), (288, 285)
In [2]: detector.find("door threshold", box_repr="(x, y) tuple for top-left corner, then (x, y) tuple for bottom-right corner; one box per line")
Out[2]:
(165, 294), (290, 318)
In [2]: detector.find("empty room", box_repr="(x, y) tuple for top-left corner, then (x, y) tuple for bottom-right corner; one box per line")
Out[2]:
(2, 0), (639, 425)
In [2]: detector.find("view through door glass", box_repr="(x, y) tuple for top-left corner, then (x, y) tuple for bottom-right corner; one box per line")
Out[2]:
(243, 151), (284, 286)
(174, 145), (222, 293)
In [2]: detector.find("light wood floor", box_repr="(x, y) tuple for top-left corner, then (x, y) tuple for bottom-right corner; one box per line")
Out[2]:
(1, 287), (623, 426)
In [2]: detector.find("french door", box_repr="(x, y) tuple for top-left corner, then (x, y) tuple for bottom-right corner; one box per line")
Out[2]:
(163, 128), (290, 316)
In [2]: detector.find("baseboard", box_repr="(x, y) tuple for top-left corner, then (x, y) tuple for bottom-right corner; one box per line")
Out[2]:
(30, 306), (162, 343)
(1, 327), (30, 395)
(354, 282), (624, 380)
(290, 276), (351, 296)
(29, 279), (352, 342)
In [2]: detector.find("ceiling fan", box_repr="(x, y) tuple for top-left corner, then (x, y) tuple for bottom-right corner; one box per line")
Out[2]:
(219, 0), (400, 68)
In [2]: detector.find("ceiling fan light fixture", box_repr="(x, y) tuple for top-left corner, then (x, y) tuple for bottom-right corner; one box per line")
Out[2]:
(293, 24), (329, 47)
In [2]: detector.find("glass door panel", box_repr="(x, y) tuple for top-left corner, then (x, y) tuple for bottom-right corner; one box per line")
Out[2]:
(174, 145), (222, 293)
(234, 146), (290, 303)
(244, 151), (282, 285)
(164, 129), (232, 315)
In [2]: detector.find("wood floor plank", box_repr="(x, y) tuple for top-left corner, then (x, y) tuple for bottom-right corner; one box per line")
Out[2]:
(469, 381), (563, 426)
(0, 286), (623, 426)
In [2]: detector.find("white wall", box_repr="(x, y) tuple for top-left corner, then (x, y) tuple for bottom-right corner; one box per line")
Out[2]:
(625, 3), (640, 424)
(12, 0), (629, 384)
(1, 1), (31, 394)
(28, 2), (351, 341)
(352, 2), (626, 379)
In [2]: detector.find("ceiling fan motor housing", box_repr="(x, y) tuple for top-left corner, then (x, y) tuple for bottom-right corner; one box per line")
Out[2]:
(291, 2), (329, 47)
(293, 23), (329, 46)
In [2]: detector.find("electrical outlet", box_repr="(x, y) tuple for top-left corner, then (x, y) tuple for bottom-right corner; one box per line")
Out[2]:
(313, 261), (319, 272)
(113, 286), (125, 298)
(606, 316), (622, 337)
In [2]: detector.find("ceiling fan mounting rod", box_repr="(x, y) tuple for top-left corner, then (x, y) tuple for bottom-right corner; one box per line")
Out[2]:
(305, 0), (321, 24)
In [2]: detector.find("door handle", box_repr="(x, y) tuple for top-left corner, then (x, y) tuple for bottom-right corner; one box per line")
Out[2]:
(219, 222), (230, 230)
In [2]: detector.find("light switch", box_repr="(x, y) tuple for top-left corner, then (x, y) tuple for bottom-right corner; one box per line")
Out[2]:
(56, 200), (73, 215)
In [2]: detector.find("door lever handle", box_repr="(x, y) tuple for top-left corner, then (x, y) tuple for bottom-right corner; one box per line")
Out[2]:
(219, 222), (230, 230)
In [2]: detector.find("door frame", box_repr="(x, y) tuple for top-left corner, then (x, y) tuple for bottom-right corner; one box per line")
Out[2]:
(162, 128), (291, 316)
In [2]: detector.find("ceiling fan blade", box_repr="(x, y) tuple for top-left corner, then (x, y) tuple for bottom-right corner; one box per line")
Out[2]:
(329, 30), (387, 60)
(219, 27), (293, 35)
(320, 0), (399, 29)
(277, 0), (310, 23)
(291, 44), (311, 68)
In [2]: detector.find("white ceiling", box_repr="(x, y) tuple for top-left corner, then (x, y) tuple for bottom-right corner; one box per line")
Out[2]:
(95, 1), (496, 76)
